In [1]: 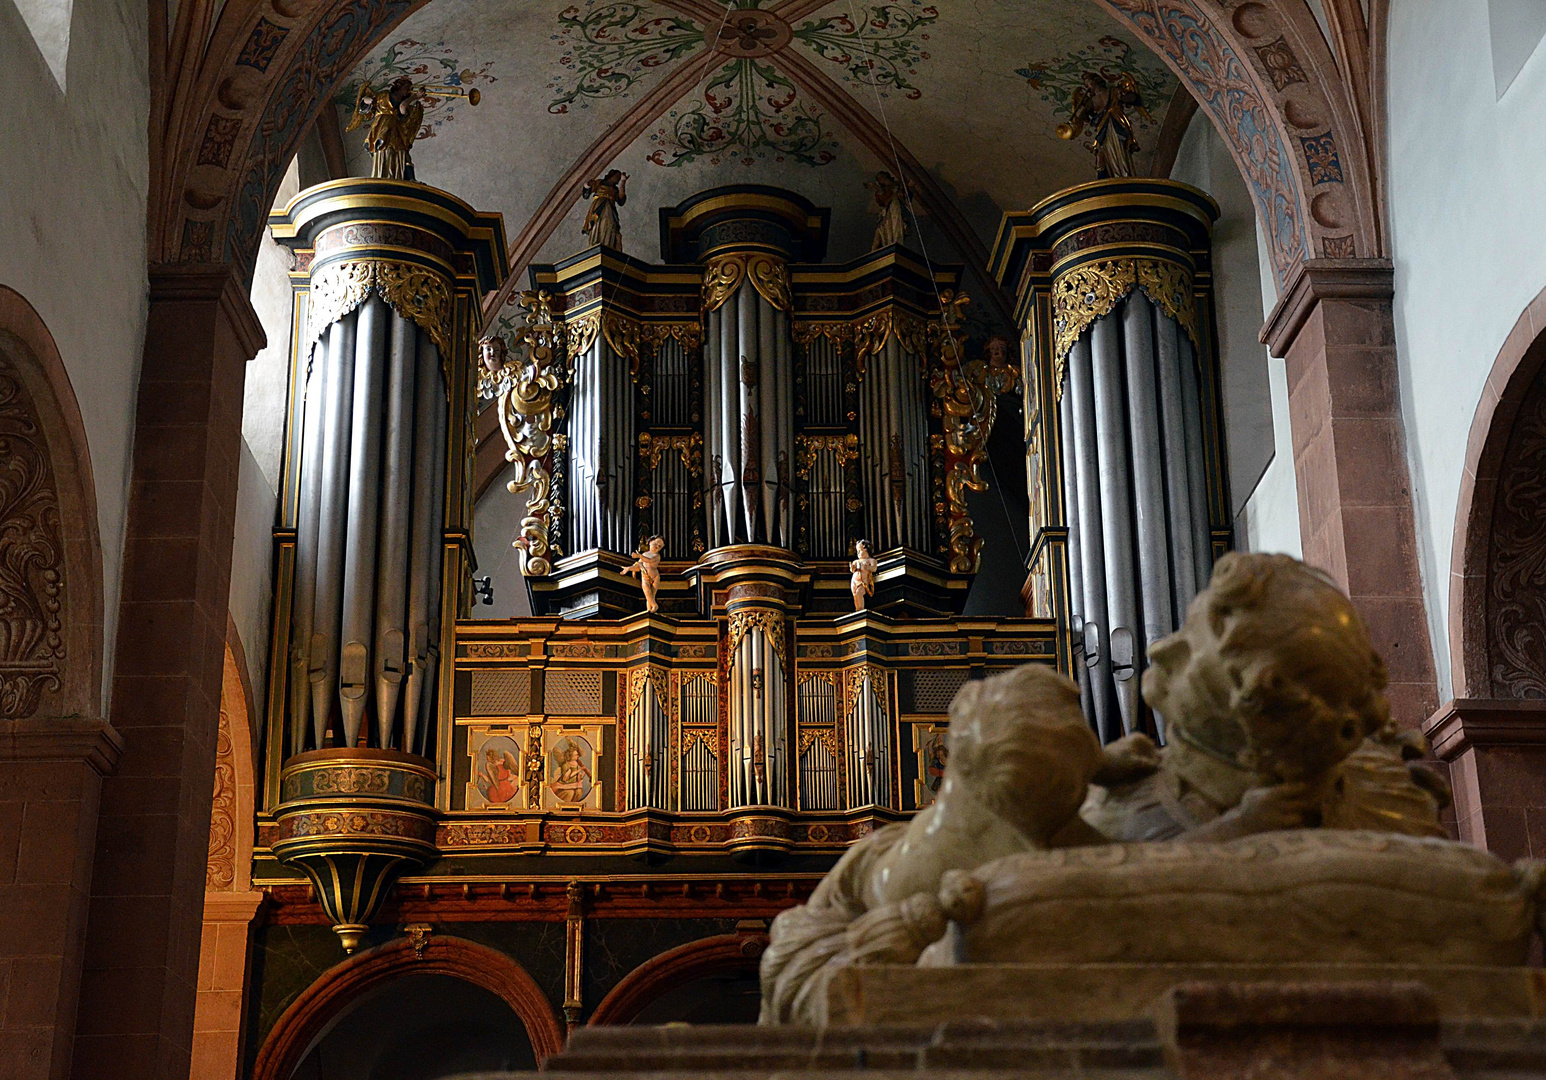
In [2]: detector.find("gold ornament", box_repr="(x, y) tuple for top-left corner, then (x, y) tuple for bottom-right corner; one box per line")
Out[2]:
(638, 432), (703, 474)
(488, 291), (566, 576)
(727, 608), (787, 669)
(701, 252), (791, 313)
(1050, 257), (1199, 396)
(794, 433), (859, 479)
(308, 259), (454, 362)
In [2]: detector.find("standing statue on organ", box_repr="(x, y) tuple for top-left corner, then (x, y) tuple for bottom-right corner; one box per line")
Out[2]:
(1056, 70), (1153, 179)
(347, 76), (426, 181)
(624, 535), (665, 612)
(850, 540), (878, 611)
(581, 169), (629, 250)
(867, 171), (908, 250)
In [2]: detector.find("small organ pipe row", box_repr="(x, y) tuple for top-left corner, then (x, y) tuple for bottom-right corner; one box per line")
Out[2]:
(859, 336), (930, 552)
(727, 625), (788, 808)
(1060, 294), (1212, 743)
(567, 335), (634, 555)
(704, 283), (793, 548)
(626, 677), (671, 810)
(289, 299), (446, 757)
(805, 446), (848, 559)
(844, 671), (891, 809)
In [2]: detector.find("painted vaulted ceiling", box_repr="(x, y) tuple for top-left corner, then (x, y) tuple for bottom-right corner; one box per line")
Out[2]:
(335, 0), (1178, 316)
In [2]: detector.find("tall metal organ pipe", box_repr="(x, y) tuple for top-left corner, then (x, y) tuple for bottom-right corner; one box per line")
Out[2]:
(289, 333), (327, 757)
(308, 312), (356, 748)
(373, 313), (417, 749)
(1066, 336), (1117, 743)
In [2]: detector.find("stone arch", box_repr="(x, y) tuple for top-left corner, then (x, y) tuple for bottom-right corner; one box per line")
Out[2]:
(588, 931), (769, 1026)
(206, 626), (260, 891)
(153, 0), (1378, 288)
(1446, 286), (1546, 701)
(0, 285), (102, 723)
(250, 934), (565, 1080)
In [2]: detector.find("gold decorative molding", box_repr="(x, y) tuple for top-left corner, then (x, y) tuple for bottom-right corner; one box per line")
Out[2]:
(681, 728), (719, 755)
(566, 311), (602, 368)
(851, 308), (929, 383)
(702, 252), (791, 313)
(794, 433), (859, 479)
(797, 727), (836, 756)
(307, 258), (454, 360)
(792, 322), (851, 347)
(844, 662), (889, 720)
(602, 312), (645, 379)
(638, 432), (702, 475)
(727, 608), (787, 669)
(1050, 257), (1199, 393)
(484, 291), (564, 576)
(930, 295), (1020, 575)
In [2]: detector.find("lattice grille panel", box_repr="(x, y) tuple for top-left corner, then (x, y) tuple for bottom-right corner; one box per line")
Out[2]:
(469, 669), (531, 716)
(545, 670), (604, 715)
(910, 669), (969, 713)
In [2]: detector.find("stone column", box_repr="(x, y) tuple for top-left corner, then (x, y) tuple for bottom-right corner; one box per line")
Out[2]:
(1260, 259), (1439, 729)
(0, 722), (122, 1080)
(189, 891), (263, 1080)
(71, 266), (264, 1080)
(1424, 700), (1546, 860)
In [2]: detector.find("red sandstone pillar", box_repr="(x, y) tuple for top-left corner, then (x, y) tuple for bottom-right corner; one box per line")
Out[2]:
(70, 267), (263, 1080)
(1261, 259), (1439, 729)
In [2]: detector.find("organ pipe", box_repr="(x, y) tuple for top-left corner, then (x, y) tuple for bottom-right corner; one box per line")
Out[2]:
(1090, 313), (1140, 734)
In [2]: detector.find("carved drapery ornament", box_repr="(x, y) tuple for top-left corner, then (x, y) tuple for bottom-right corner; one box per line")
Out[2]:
(626, 664), (672, 725)
(307, 258), (455, 361)
(844, 662), (889, 721)
(638, 432), (703, 474)
(794, 433), (859, 479)
(727, 607), (787, 669)
(702, 252), (792, 313)
(851, 308), (929, 384)
(0, 359), (64, 718)
(566, 312), (602, 370)
(206, 705), (237, 889)
(930, 295), (1020, 574)
(486, 291), (566, 576)
(1050, 257), (1200, 395)
(606, 316), (706, 381)
(681, 728), (718, 755)
(792, 322), (852, 347)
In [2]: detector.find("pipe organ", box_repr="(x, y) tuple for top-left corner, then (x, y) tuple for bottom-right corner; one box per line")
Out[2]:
(251, 182), (1050, 952)
(992, 179), (1230, 743)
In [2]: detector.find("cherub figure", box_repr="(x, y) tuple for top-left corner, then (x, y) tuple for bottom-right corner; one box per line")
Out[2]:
(1056, 70), (1153, 179)
(549, 741), (594, 803)
(623, 535), (665, 613)
(346, 75), (425, 181)
(849, 540), (877, 612)
(581, 169), (628, 250)
(866, 170), (908, 250)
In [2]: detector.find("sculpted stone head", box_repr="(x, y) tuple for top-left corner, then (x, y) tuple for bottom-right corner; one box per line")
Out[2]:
(1143, 553), (1389, 785)
(946, 664), (1102, 843)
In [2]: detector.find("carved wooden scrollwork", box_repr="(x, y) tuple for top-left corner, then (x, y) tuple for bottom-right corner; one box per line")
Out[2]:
(1050, 257), (1200, 394)
(484, 291), (565, 576)
(929, 294), (1020, 575)
(0, 358), (64, 718)
(638, 432), (703, 474)
(702, 252), (791, 313)
(1487, 370), (1546, 698)
(206, 704), (237, 889)
(727, 608), (786, 668)
(308, 259), (455, 360)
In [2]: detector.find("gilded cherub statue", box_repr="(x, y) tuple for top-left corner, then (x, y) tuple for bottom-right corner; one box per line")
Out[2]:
(866, 170), (907, 250)
(347, 76), (425, 181)
(849, 540), (877, 612)
(581, 169), (628, 250)
(623, 535), (665, 613)
(1056, 70), (1154, 179)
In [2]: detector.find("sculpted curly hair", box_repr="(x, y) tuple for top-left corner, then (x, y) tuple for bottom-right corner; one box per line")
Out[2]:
(1145, 552), (1389, 785)
(946, 665), (1102, 842)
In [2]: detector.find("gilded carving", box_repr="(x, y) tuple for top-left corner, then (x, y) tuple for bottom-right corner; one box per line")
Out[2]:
(844, 662), (889, 721)
(567, 311), (602, 368)
(682, 728), (719, 755)
(638, 432), (703, 474)
(792, 322), (852, 346)
(929, 299), (1020, 574)
(602, 312), (645, 379)
(1050, 257), (1200, 392)
(206, 706), (237, 890)
(308, 258), (454, 360)
(702, 252), (792, 313)
(0, 359), (63, 718)
(486, 291), (565, 576)
(795, 433), (859, 479)
(728, 608), (787, 668)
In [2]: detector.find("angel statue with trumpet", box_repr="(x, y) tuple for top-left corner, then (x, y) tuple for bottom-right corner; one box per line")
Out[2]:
(1056, 70), (1153, 179)
(347, 75), (481, 181)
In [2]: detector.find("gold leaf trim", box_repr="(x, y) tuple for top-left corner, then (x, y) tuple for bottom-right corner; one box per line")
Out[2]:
(702, 253), (791, 314)
(638, 432), (703, 475)
(795, 433), (859, 479)
(727, 608), (786, 669)
(308, 258), (454, 362)
(1050, 257), (1199, 396)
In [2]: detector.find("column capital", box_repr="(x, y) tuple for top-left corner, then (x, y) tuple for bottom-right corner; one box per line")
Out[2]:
(147, 261), (267, 361)
(0, 716), (123, 775)
(1260, 257), (1393, 357)
(1422, 697), (1546, 761)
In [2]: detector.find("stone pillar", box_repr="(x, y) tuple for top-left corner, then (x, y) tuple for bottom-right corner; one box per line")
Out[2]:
(0, 721), (122, 1080)
(1424, 700), (1546, 860)
(1260, 259), (1439, 729)
(71, 267), (263, 1080)
(189, 891), (263, 1080)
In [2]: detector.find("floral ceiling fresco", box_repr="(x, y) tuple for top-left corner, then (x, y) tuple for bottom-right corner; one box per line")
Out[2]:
(335, 0), (1178, 270)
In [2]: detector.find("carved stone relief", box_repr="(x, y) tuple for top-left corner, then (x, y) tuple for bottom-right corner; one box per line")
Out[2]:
(1487, 367), (1546, 699)
(207, 704), (238, 890)
(0, 356), (64, 718)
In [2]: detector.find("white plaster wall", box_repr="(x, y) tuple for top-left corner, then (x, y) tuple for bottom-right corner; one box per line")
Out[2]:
(1387, 2), (1546, 700)
(1170, 110), (1300, 557)
(470, 464), (534, 621)
(228, 162), (302, 695)
(1, 0), (148, 703)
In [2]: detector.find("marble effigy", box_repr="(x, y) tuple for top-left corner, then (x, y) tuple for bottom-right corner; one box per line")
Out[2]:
(761, 553), (1541, 1028)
